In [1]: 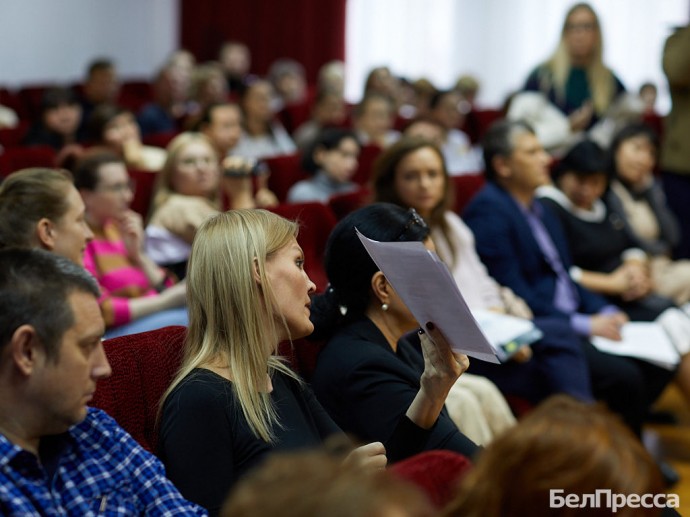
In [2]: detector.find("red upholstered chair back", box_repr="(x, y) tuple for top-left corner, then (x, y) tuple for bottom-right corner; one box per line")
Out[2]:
(268, 202), (337, 293)
(390, 450), (472, 509)
(264, 152), (309, 203)
(451, 173), (485, 214)
(352, 143), (383, 186)
(0, 146), (56, 178)
(89, 325), (187, 453)
(0, 121), (29, 149)
(127, 168), (158, 218)
(327, 186), (372, 220)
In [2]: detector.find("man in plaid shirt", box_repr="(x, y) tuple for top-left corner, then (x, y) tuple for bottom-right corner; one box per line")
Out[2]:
(0, 248), (205, 516)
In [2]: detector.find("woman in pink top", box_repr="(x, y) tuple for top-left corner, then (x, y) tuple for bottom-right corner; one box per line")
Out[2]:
(74, 150), (187, 338)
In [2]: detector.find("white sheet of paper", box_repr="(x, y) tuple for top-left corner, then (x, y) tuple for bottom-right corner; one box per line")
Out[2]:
(357, 230), (499, 363)
(471, 309), (542, 361)
(591, 322), (680, 370)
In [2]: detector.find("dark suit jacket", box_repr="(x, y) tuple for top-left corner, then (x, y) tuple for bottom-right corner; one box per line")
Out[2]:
(311, 317), (479, 459)
(463, 182), (607, 320)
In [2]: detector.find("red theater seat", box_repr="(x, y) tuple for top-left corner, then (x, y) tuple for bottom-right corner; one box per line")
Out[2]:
(90, 325), (187, 453)
(268, 202), (337, 293)
(451, 173), (485, 214)
(263, 152), (309, 203)
(0, 146), (56, 177)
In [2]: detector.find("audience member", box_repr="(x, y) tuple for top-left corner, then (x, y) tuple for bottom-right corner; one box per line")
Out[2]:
(221, 449), (433, 517)
(137, 64), (192, 136)
(353, 93), (400, 148)
(287, 128), (361, 204)
(23, 87), (83, 150)
(145, 132), (254, 277)
(186, 62), (229, 129)
(310, 203), (479, 455)
(443, 395), (664, 517)
(317, 60), (346, 97)
(462, 120), (674, 437)
(373, 137), (595, 409)
(0, 168), (93, 265)
(0, 248), (204, 515)
(402, 117), (445, 148)
(454, 74), (480, 110)
(159, 209), (466, 514)
(539, 140), (674, 320)
(88, 104), (166, 171)
(523, 3), (625, 131)
(74, 151), (188, 338)
(363, 66), (402, 112)
(429, 89), (483, 175)
(292, 89), (348, 151)
(607, 123), (690, 305)
(639, 81), (658, 115)
(77, 58), (120, 133)
(232, 79), (297, 159)
(267, 58), (308, 110)
(660, 24), (690, 260)
(219, 41), (252, 95)
(197, 102), (278, 208)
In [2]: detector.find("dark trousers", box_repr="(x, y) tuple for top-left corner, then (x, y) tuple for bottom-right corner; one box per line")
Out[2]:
(581, 339), (675, 437)
(662, 170), (690, 259)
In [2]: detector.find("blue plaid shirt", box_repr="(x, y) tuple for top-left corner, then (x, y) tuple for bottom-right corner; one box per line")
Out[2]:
(0, 407), (206, 516)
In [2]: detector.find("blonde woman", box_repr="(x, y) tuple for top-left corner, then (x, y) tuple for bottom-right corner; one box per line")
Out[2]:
(523, 2), (625, 131)
(158, 209), (468, 515)
(144, 132), (255, 277)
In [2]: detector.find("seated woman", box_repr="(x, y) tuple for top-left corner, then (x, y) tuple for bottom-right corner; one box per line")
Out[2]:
(73, 150), (187, 339)
(0, 167), (92, 265)
(371, 138), (595, 410)
(538, 139), (690, 406)
(88, 104), (167, 171)
(287, 128), (361, 204)
(310, 203), (480, 452)
(158, 209), (469, 515)
(607, 123), (690, 306)
(232, 79), (297, 160)
(352, 93), (401, 149)
(145, 132), (255, 278)
(23, 87), (83, 150)
(539, 139), (676, 321)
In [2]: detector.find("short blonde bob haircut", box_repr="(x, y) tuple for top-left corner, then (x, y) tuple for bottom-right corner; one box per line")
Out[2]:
(162, 209), (300, 442)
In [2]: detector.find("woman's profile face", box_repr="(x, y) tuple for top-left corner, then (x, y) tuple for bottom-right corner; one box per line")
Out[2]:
(50, 185), (95, 266)
(265, 237), (316, 341)
(615, 135), (655, 188)
(315, 137), (360, 184)
(393, 147), (446, 219)
(171, 140), (220, 197)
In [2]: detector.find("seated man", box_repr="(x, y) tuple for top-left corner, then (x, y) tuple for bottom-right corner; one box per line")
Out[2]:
(463, 120), (674, 438)
(0, 248), (203, 515)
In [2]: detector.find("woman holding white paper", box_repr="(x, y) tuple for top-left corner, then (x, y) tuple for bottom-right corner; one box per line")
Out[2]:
(371, 137), (597, 407)
(311, 203), (486, 451)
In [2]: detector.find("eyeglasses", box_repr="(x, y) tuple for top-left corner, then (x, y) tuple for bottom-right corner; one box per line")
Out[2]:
(97, 179), (135, 194)
(565, 22), (596, 32)
(396, 208), (428, 241)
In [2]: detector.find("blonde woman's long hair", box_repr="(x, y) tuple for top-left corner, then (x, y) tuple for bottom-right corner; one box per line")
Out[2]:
(149, 132), (220, 220)
(541, 2), (615, 116)
(162, 209), (301, 443)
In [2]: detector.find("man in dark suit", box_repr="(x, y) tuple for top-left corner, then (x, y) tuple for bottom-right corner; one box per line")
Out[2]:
(463, 119), (674, 437)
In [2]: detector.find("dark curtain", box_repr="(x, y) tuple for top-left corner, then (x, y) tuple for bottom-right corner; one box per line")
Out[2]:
(180, 0), (347, 83)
